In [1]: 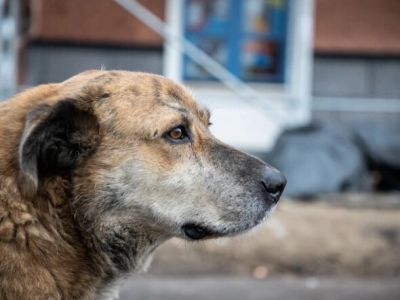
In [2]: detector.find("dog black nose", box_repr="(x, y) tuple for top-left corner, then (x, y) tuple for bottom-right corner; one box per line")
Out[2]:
(261, 167), (286, 203)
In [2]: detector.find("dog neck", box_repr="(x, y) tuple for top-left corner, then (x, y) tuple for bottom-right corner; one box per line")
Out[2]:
(83, 214), (168, 275)
(43, 176), (169, 275)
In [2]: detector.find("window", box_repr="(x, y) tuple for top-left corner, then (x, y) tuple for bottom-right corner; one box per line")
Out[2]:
(183, 0), (289, 83)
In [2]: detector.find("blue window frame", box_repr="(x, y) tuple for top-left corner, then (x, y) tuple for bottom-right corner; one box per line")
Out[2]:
(183, 0), (289, 83)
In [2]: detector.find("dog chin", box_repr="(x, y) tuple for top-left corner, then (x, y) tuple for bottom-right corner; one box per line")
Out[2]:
(181, 204), (277, 241)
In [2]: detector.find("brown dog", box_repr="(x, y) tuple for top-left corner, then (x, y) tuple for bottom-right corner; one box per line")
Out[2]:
(0, 70), (286, 299)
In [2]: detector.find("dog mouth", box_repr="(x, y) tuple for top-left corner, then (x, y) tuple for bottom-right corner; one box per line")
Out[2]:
(181, 223), (221, 240)
(181, 205), (275, 241)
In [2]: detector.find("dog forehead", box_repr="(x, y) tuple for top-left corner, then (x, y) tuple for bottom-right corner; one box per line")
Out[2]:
(94, 71), (208, 121)
(64, 70), (203, 111)
(125, 72), (199, 110)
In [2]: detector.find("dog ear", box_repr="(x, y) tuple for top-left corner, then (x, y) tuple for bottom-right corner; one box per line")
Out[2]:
(19, 100), (100, 194)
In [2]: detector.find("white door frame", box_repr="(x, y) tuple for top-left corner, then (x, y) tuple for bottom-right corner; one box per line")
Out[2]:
(163, 0), (315, 127)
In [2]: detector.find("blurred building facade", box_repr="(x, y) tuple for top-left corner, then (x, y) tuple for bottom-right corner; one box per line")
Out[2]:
(18, 0), (400, 97)
(18, 1), (400, 85)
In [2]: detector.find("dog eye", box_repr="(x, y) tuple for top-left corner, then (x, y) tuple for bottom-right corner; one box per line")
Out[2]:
(165, 126), (190, 143)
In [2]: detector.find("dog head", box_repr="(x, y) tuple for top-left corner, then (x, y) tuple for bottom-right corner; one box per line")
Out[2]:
(19, 70), (286, 248)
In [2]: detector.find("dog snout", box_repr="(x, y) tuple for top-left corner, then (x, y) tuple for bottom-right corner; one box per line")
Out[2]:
(261, 167), (286, 204)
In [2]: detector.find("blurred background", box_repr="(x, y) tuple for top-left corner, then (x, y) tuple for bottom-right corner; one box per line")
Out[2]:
(1, 0), (400, 299)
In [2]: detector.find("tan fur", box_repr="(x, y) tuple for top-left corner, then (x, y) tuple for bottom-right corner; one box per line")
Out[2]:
(0, 70), (285, 299)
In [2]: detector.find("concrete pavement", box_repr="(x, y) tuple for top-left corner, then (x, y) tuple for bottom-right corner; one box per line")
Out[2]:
(119, 276), (400, 300)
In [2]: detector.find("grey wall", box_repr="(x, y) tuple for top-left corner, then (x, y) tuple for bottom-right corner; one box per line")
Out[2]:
(313, 56), (400, 99)
(25, 45), (163, 85)
(312, 56), (400, 131)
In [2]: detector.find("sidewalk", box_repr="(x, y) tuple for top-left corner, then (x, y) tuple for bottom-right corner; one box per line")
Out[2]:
(119, 276), (400, 300)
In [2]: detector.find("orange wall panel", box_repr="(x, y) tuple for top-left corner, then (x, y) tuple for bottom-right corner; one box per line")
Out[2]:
(29, 0), (165, 46)
(315, 0), (400, 55)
